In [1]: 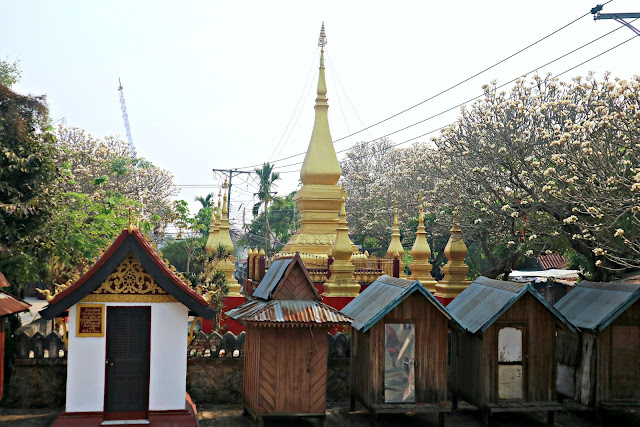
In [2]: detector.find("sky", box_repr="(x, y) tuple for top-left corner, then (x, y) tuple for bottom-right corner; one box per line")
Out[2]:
(2, 0), (639, 228)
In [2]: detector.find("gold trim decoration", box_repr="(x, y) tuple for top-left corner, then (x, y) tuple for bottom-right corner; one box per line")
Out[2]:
(76, 303), (105, 337)
(82, 294), (177, 303)
(93, 253), (167, 295)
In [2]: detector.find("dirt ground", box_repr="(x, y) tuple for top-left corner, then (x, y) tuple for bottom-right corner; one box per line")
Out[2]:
(1, 402), (639, 426)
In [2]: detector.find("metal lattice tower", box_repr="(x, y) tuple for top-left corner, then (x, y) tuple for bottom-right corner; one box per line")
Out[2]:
(118, 78), (136, 158)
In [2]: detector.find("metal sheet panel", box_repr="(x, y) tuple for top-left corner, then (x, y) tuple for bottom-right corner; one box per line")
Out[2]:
(384, 323), (415, 403)
(447, 279), (522, 334)
(226, 299), (352, 324)
(341, 275), (451, 332)
(554, 281), (640, 332)
(252, 258), (292, 299)
(0, 291), (31, 317)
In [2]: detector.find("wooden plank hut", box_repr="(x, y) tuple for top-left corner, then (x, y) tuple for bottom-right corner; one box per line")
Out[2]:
(447, 276), (575, 426)
(226, 253), (352, 424)
(555, 281), (640, 410)
(39, 227), (215, 426)
(0, 273), (31, 400)
(340, 275), (460, 426)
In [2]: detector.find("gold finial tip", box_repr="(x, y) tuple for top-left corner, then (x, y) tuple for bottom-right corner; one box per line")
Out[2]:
(318, 22), (327, 48)
(222, 178), (228, 189)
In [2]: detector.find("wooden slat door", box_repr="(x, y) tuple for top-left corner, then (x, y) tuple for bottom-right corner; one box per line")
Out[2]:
(610, 325), (640, 400)
(104, 307), (150, 419)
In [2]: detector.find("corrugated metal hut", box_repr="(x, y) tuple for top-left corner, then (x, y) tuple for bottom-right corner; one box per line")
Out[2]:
(226, 253), (352, 424)
(555, 281), (640, 410)
(448, 276), (575, 426)
(340, 275), (459, 426)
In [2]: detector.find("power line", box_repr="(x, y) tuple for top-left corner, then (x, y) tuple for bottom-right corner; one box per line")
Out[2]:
(228, 5), (606, 172)
(255, 24), (639, 172)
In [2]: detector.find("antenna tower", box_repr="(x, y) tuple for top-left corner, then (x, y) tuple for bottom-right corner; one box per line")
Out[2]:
(118, 78), (136, 158)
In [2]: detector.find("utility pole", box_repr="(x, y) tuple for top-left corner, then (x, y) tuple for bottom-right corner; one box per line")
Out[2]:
(591, 4), (640, 37)
(211, 168), (253, 217)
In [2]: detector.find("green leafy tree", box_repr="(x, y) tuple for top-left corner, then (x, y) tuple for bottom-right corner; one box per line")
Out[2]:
(0, 81), (58, 287)
(241, 192), (299, 253)
(0, 59), (21, 87)
(252, 163), (281, 251)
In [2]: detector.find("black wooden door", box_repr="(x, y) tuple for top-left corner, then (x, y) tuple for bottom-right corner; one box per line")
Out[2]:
(105, 307), (150, 418)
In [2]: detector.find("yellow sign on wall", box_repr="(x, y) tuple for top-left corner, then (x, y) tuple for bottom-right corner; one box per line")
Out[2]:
(76, 303), (105, 337)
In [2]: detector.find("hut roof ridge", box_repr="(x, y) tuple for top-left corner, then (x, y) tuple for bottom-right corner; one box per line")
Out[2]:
(251, 253), (320, 301)
(341, 275), (458, 332)
(554, 280), (640, 332)
(448, 276), (576, 334)
(39, 229), (215, 319)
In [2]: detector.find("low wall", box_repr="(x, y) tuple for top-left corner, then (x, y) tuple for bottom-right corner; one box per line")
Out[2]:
(4, 330), (352, 408)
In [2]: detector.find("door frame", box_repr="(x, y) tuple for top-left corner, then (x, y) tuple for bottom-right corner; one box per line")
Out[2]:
(495, 322), (527, 401)
(382, 321), (417, 403)
(103, 306), (151, 420)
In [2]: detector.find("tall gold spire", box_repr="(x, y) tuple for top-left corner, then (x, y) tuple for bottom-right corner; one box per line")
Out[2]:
(323, 194), (360, 297)
(282, 23), (353, 257)
(217, 179), (233, 251)
(435, 209), (471, 299)
(299, 22), (341, 186)
(205, 190), (222, 254)
(386, 200), (404, 258)
(409, 192), (438, 292)
(216, 179), (241, 296)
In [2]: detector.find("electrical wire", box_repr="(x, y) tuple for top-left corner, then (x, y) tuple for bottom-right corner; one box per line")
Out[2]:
(227, 4), (608, 171)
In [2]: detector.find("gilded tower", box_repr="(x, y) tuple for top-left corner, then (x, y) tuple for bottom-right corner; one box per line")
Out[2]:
(281, 23), (353, 257)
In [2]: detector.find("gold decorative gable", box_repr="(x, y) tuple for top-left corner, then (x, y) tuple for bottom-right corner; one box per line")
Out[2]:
(85, 253), (176, 302)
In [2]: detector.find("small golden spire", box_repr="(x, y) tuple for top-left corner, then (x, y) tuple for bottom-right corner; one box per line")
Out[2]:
(128, 208), (134, 234)
(386, 199), (404, 258)
(410, 192), (437, 292)
(435, 207), (471, 299)
(323, 195), (359, 297)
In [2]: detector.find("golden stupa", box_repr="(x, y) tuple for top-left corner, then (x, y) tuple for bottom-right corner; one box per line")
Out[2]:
(435, 209), (471, 299)
(281, 23), (354, 257)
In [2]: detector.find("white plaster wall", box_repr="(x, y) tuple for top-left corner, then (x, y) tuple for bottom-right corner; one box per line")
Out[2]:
(65, 302), (188, 413)
(66, 304), (106, 412)
(148, 303), (188, 410)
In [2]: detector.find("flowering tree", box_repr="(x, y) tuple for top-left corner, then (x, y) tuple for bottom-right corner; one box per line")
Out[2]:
(430, 73), (640, 279)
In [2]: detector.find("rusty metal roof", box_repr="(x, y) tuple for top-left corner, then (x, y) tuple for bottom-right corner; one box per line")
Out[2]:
(252, 258), (292, 299)
(341, 275), (456, 332)
(448, 276), (575, 334)
(538, 254), (568, 270)
(0, 291), (31, 317)
(554, 281), (640, 333)
(226, 299), (352, 325)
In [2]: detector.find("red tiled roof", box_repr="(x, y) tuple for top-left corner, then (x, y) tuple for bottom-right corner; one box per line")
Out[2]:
(538, 254), (568, 270)
(0, 292), (31, 317)
(42, 228), (213, 317)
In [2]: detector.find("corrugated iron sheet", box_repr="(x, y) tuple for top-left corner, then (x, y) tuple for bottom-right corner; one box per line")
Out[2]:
(448, 276), (576, 334)
(341, 275), (452, 332)
(252, 258), (293, 299)
(226, 299), (352, 324)
(0, 291), (31, 317)
(554, 281), (640, 332)
(447, 277), (524, 334)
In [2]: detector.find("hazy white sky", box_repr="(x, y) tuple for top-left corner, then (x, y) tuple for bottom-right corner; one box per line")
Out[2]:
(2, 0), (639, 226)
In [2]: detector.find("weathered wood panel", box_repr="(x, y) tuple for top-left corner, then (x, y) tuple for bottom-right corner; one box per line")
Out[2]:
(359, 293), (448, 406)
(596, 299), (640, 404)
(272, 267), (316, 301)
(610, 325), (639, 400)
(481, 293), (557, 404)
(452, 330), (483, 407)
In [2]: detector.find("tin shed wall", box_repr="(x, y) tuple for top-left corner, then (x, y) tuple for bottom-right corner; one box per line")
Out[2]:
(367, 293), (448, 405)
(350, 329), (373, 407)
(451, 331), (484, 408)
(596, 299), (640, 403)
(481, 293), (557, 404)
